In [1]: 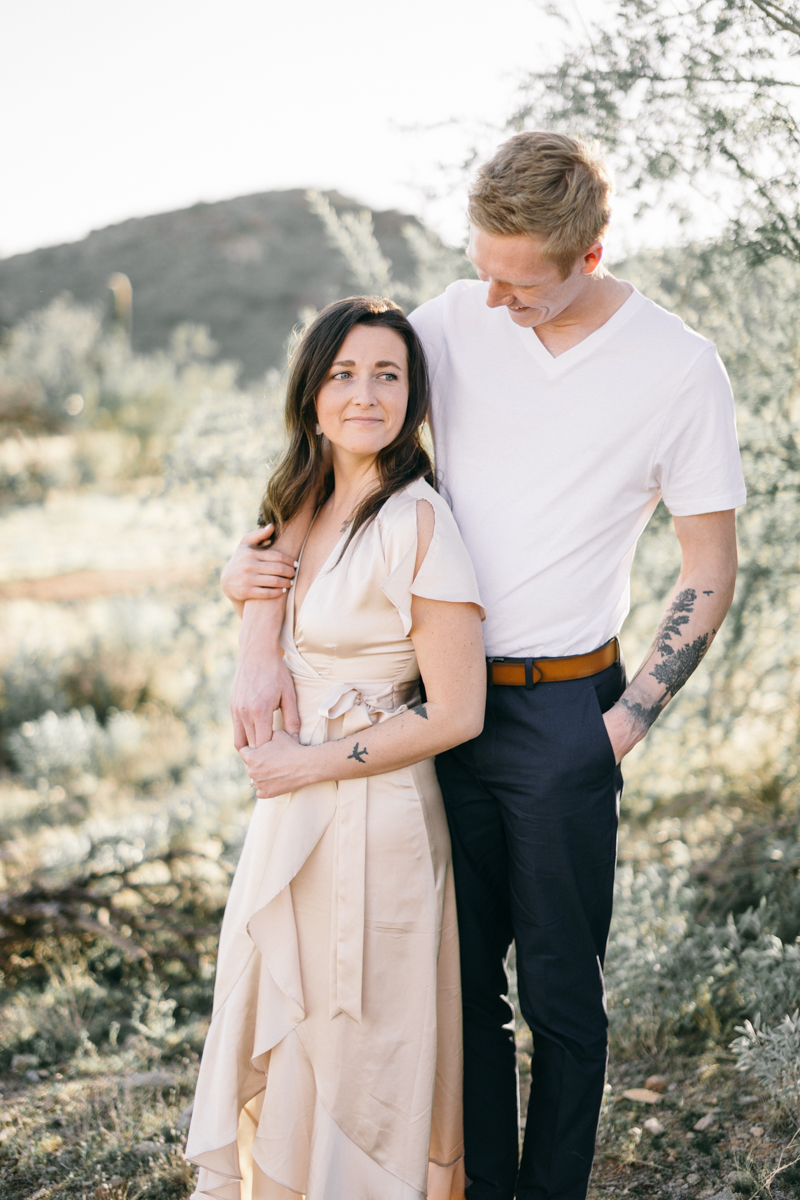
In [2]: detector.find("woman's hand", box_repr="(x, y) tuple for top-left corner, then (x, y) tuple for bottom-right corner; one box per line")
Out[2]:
(240, 730), (316, 797)
(221, 525), (298, 604)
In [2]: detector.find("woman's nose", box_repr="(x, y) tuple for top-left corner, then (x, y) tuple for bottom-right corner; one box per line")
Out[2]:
(351, 380), (378, 406)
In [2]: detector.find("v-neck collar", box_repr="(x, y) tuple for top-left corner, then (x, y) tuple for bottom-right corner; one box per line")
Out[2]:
(515, 283), (645, 378)
(291, 509), (348, 640)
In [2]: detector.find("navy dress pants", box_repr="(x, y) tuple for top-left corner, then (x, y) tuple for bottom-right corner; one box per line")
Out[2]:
(435, 661), (625, 1200)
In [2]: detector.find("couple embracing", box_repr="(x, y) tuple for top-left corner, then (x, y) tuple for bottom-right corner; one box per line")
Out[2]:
(185, 133), (745, 1200)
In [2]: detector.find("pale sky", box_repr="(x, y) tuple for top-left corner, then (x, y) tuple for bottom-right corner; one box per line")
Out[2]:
(1, 0), (614, 259)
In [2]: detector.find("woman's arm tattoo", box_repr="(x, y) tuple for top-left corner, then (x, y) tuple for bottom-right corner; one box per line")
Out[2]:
(347, 742), (368, 763)
(413, 704), (429, 720)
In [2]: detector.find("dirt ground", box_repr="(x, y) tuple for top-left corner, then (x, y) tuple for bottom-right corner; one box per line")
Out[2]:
(0, 1042), (793, 1200)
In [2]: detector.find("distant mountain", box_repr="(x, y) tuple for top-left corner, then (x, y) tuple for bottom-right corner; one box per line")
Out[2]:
(0, 190), (424, 379)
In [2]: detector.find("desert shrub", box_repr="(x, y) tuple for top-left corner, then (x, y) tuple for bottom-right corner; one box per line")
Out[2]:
(696, 819), (800, 945)
(5, 706), (192, 790)
(0, 297), (243, 474)
(6, 708), (102, 785)
(0, 297), (103, 434)
(0, 935), (194, 1072)
(0, 836), (232, 1068)
(732, 1011), (800, 1129)
(0, 956), (114, 1069)
(163, 366), (283, 547)
(306, 188), (475, 310)
(61, 645), (153, 723)
(0, 652), (68, 732)
(605, 863), (696, 1055)
(607, 820), (800, 1060)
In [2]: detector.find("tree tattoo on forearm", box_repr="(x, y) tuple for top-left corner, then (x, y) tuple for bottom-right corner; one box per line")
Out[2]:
(654, 587), (696, 655)
(620, 587), (715, 734)
(413, 705), (428, 719)
(347, 743), (368, 763)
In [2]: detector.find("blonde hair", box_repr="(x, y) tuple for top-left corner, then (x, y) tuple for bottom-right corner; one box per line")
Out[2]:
(468, 132), (612, 278)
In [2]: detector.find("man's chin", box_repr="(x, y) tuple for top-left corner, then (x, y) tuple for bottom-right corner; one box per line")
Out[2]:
(505, 307), (543, 328)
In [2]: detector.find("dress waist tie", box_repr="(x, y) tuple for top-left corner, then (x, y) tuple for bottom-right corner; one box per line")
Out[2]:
(311, 681), (410, 1024)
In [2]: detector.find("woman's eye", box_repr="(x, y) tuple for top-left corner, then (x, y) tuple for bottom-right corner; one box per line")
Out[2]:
(378, 372), (398, 381)
(332, 371), (351, 380)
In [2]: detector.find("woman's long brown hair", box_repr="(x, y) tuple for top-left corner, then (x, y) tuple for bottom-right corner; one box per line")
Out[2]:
(260, 296), (434, 555)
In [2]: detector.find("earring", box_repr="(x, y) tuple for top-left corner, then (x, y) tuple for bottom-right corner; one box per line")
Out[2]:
(315, 423), (322, 435)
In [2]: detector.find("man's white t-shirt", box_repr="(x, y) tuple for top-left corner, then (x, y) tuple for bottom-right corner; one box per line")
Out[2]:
(409, 280), (747, 658)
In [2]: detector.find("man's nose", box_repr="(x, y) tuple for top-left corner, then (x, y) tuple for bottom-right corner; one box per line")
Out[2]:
(486, 279), (515, 308)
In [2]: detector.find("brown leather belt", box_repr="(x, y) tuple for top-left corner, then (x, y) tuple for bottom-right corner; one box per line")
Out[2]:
(487, 637), (620, 688)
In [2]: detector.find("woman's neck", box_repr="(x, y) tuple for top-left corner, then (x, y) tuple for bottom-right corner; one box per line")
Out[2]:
(326, 450), (379, 522)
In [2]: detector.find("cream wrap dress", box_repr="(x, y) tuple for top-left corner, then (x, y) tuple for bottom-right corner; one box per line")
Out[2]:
(186, 478), (485, 1200)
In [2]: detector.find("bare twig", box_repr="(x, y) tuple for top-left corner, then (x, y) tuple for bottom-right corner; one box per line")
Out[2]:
(750, 0), (800, 39)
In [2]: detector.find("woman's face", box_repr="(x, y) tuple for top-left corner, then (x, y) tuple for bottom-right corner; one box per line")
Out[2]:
(316, 324), (409, 462)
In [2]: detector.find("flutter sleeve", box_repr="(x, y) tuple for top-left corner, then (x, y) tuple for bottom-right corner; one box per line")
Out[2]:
(379, 482), (486, 637)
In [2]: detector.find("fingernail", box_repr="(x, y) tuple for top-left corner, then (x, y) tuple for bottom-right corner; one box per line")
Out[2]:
(294, 561), (299, 567)
(283, 587), (287, 593)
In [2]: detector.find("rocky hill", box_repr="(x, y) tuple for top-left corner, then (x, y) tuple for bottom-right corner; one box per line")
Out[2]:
(0, 190), (423, 379)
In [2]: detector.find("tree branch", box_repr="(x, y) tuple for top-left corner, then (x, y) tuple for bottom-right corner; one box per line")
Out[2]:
(750, 0), (800, 39)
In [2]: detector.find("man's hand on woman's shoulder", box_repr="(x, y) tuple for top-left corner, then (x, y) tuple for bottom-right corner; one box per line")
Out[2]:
(221, 525), (298, 610)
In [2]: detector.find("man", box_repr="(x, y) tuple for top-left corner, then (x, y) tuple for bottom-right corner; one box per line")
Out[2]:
(222, 132), (745, 1200)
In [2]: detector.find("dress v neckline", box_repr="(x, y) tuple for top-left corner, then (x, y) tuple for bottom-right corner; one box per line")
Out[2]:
(291, 510), (348, 641)
(516, 283), (644, 378)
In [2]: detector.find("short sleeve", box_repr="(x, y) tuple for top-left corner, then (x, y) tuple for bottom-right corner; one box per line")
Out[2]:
(655, 345), (747, 516)
(409, 293), (446, 381)
(379, 485), (486, 636)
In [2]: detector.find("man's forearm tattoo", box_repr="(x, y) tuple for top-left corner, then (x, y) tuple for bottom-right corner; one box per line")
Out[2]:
(413, 705), (429, 720)
(650, 631), (710, 698)
(347, 742), (368, 763)
(619, 587), (715, 735)
(618, 695), (662, 733)
(654, 587), (696, 656)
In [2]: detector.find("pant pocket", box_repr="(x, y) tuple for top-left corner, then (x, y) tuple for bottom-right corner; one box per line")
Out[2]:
(586, 683), (617, 776)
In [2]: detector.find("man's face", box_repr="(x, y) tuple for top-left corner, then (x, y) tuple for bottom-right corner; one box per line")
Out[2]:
(467, 225), (601, 328)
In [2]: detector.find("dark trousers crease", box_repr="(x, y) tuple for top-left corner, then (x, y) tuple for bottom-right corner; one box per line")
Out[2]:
(436, 661), (625, 1200)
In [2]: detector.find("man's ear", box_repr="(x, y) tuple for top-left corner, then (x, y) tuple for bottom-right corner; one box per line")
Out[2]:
(582, 241), (604, 275)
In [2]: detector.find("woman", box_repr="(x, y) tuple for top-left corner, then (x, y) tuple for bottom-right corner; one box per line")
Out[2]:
(185, 296), (486, 1200)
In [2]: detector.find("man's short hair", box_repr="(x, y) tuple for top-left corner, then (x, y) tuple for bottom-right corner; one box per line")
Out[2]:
(468, 132), (612, 278)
